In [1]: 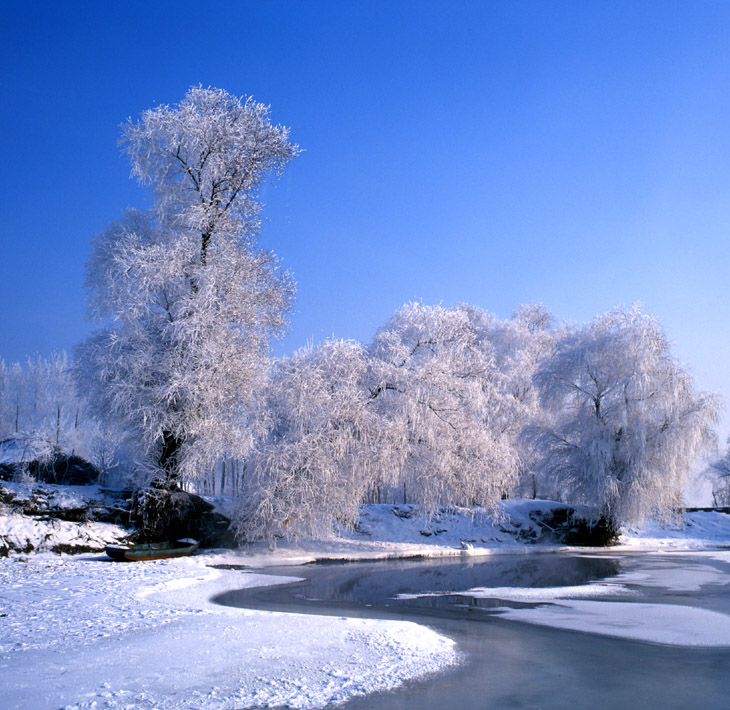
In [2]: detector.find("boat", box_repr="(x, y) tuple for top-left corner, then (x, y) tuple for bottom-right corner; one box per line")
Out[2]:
(105, 539), (200, 561)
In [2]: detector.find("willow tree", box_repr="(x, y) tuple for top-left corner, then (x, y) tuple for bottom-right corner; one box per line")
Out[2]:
(526, 306), (719, 528)
(367, 302), (523, 510)
(237, 339), (382, 542)
(77, 86), (298, 487)
(236, 304), (528, 542)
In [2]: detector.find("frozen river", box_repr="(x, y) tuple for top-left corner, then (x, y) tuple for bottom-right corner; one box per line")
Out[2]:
(215, 549), (730, 709)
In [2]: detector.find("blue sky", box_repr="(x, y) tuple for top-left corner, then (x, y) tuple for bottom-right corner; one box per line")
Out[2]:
(2, 1), (730, 435)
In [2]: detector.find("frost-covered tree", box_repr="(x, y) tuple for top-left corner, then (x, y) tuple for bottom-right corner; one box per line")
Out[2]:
(237, 339), (382, 541)
(0, 352), (124, 477)
(0, 353), (74, 447)
(236, 303), (536, 540)
(487, 304), (558, 409)
(368, 302), (522, 510)
(707, 439), (730, 506)
(0, 360), (23, 436)
(76, 86), (298, 486)
(473, 303), (560, 497)
(525, 306), (719, 527)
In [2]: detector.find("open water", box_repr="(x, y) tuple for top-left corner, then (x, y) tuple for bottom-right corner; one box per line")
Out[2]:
(215, 550), (730, 709)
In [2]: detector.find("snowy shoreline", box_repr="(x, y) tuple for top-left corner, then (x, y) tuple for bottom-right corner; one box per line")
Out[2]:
(2, 496), (730, 709)
(0, 550), (459, 710)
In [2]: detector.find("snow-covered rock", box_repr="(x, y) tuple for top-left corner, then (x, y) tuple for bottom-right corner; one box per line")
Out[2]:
(0, 481), (130, 555)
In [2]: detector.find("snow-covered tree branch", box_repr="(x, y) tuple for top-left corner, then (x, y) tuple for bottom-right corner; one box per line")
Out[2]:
(237, 339), (381, 541)
(707, 439), (730, 506)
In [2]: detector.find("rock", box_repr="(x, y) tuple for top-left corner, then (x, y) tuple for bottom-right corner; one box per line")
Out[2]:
(129, 485), (235, 548)
(0, 446), (100, 486)
(528, 506), (618, 546)
(30, 453), (100, 486)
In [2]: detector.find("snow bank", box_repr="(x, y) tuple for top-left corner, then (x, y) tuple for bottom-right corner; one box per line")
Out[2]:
(619, 510), (730, 550)
(234, 502), (730, 567)
(4, 486), (730, 560)
(0, 553), (459, 709)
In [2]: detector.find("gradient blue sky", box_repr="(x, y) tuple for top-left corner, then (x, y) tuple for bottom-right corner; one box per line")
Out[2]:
(2, 1), (730, 436)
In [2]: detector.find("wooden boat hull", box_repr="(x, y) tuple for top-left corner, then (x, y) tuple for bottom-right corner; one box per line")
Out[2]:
(105, 540), (199, 561)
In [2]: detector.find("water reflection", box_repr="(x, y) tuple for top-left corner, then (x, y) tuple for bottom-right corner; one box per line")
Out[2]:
(215, 552), (620, 616)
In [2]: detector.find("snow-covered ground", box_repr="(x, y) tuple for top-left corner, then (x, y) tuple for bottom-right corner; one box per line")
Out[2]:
(2, 488), (730, 709)
(0, 551), (458, 709)
(620, 511), (730, 550)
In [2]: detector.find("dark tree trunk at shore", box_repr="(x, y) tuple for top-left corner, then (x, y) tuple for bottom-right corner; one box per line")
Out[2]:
(158, 431), (183, 487)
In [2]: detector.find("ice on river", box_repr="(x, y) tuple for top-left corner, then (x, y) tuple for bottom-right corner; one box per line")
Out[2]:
(605, 559), (730, 592)
(496, 600), (730, 647)
(398, 550), (730, 648)
(397, 582), (633, 602)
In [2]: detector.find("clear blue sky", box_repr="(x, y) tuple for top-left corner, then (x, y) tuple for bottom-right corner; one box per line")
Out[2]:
(2, 1), (730, 436)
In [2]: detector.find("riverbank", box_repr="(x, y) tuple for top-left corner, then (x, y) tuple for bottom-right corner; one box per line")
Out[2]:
(236, 502), (730, 567)
(4, 478), (730, 557)
(2, 492), (730, 709)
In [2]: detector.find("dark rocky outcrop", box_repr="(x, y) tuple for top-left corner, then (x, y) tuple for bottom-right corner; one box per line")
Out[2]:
(527, 506), (618, 546)
(129, 483), (235, 548)
(0, 452), (99, 486)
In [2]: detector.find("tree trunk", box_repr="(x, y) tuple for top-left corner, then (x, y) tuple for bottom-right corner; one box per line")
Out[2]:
(201, 227), (212, 267)
(158, 430), (183, 487)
